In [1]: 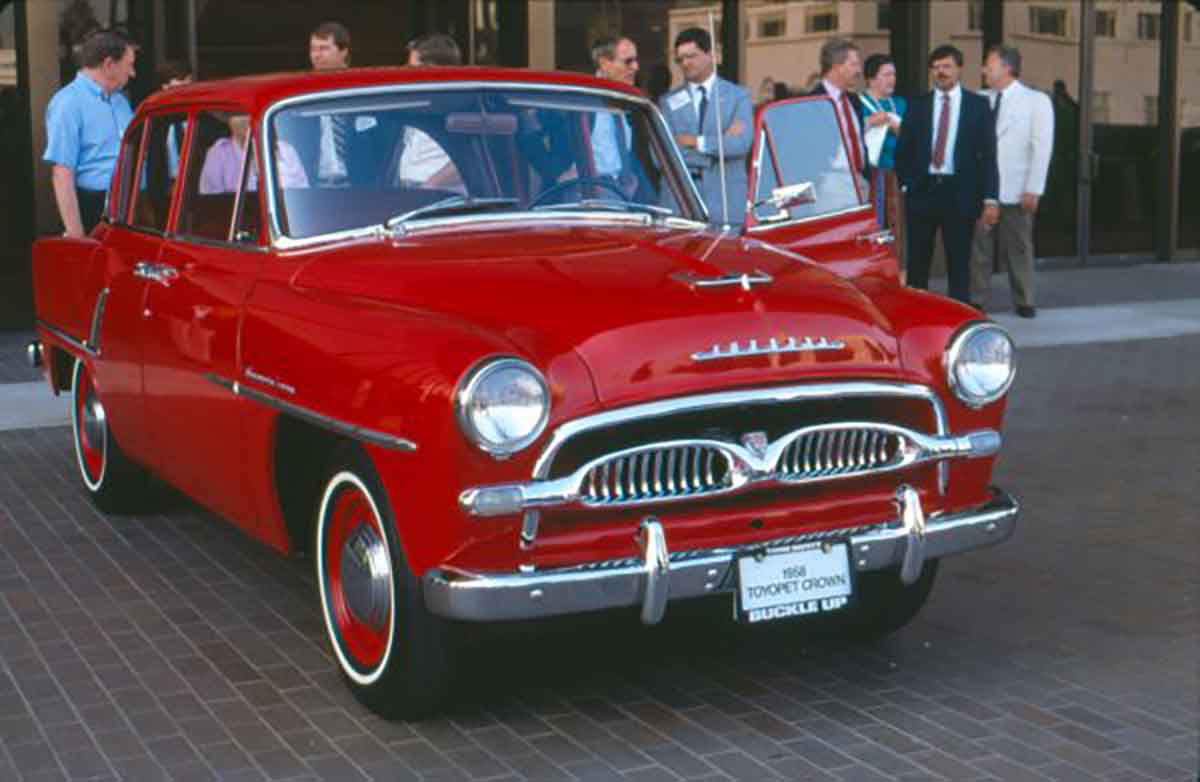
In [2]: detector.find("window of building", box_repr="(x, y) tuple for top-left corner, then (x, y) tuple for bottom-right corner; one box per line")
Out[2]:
(806, 8), (838, 34)
(758, 16), (786, 38)
(877, 0), (891, 31)
(1030, 7), (1068, 37)
(131, 113), (188, 233)
(1144, 95), (1159, 126)
(1095, 10), (1116, 38)
(968, 0), (984, 32)
(1185, 12), (1193, 43)
(1092, 91), (1110, 124)
(1137, 13), (1160, 41)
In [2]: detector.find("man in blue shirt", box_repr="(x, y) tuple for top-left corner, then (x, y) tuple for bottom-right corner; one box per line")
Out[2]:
(43, 29), (137, 237)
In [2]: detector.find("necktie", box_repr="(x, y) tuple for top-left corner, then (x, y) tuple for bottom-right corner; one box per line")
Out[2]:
(839, 92), (863, 173)
(696, 85), (708, 130)
(332, 115), (350, 171)
(992, 90), (1003, 120)
(932, 92), (951, 170)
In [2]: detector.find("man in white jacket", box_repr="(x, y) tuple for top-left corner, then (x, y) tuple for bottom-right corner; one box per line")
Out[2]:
(970, 45), (1054, 317)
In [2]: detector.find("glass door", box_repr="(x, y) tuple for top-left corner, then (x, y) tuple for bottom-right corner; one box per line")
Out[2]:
(0, 0), (33, 328)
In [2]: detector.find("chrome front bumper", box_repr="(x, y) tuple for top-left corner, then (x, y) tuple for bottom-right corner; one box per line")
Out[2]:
(424, 486), (1019, 623)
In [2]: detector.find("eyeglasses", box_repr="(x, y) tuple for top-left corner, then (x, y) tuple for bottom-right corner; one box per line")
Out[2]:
(673, 52), (702, 65)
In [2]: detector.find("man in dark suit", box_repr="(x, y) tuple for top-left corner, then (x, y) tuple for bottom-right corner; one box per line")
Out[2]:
(809, 38), (870, 182)
(895, 44), (1000, 304)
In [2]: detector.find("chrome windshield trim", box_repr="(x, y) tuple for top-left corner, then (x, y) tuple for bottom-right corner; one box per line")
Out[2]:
(744, 203), (873, 233)
(36, 318), (97, 359)
(260, 80), (708, 247)
(204, 373), (417, 452)
(461, 422), (998, 517)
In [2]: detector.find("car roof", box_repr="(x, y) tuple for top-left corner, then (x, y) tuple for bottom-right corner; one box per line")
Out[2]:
(138, 66), (647, 116)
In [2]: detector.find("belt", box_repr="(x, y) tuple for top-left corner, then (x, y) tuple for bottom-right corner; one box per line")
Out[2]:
(687, 167), (704, 179)
(928, 173), (956, 185)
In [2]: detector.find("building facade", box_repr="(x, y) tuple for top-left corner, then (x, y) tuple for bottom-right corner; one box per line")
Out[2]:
(1, 0), (1196, 326)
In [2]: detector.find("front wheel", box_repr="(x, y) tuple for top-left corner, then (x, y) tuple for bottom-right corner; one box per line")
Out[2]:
(314, 445), (452, 719)
(841, 559), (940, 640)
(70, 357), (149, 512)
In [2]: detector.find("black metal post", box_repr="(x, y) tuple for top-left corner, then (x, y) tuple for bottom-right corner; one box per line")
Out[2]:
(1157, 0), (1181, 261)
(890, 0), (930, 100)
(1076, 0), (1094, 266)
(720, 0), (740, 82)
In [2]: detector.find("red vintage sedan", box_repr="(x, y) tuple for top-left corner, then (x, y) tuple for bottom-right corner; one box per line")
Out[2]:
(30, 67), (1017, 718)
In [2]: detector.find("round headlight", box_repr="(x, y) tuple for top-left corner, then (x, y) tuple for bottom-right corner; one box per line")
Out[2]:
(946, 323), (1016, 408)
(456, 358), (550, 457)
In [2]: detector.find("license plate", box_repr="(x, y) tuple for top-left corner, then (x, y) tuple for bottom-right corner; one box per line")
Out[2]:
(736, 542), (853, 624)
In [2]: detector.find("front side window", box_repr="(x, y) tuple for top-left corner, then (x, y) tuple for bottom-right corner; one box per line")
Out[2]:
(176, 111), (271, 242)
(268, 87), (703, 240)
(751, 98), (865, 224)
(130, 113), (187, 232)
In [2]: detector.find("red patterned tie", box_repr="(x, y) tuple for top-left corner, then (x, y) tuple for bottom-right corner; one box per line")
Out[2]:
(839, 92), (863, 173)
(932, 91), (951, 170)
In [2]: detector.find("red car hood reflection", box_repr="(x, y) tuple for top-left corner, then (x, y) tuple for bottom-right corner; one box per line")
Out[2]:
(291, 223), (902, 404)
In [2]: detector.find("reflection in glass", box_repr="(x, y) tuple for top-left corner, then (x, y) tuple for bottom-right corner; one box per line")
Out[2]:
(1181, 3), (1199, 251)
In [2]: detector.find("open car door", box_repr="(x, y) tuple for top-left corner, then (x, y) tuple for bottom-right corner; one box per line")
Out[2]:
(744, 96), (899, 283)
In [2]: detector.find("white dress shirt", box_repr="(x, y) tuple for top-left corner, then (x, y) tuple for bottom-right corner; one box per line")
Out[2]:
(929, 83), (963, 175)
(318, 114), (349, 181)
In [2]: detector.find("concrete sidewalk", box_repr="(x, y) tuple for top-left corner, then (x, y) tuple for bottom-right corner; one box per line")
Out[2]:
(2, 261), (1197, 432)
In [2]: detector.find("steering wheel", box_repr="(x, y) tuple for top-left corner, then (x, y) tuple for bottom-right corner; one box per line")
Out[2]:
(528, 176), (629, 209)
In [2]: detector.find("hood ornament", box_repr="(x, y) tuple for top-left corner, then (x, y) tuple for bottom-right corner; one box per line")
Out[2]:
(671, 270), (773, 291)
(692, 336), (847, 363)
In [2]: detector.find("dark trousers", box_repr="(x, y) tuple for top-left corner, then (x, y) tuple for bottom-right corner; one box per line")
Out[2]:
(905, 178), (977, 304)
(76, 188), (107, 235)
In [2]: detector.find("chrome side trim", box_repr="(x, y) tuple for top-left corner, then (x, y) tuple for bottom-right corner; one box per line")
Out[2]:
(261, 81), (709, 247)
(88, 288), (109, 353)
(460, 422), (999, 517)
(205, 374), (417, 452)
(424, 487), (1019, 622)
(36, 318), (97, 359)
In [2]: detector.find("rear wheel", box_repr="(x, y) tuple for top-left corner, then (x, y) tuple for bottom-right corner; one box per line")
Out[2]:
(314, 445), (452, 719)
(70, 358), (149, 512)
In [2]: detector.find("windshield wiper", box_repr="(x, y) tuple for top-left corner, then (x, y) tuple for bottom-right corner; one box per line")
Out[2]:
(532, 199), (674, 219)
(384, 196), (520, 235)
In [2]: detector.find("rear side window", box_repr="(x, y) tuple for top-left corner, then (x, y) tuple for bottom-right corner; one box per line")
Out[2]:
(109, 121), (145, 223)
(130, 112), (187, 232)
(177, 111), (253, 242)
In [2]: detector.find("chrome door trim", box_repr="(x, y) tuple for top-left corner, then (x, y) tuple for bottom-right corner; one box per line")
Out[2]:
(204, 373), (418, 452)
(36, 319), (97, 359)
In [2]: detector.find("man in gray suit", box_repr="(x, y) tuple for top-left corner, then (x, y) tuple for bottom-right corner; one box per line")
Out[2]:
(658, 27), (753, 226)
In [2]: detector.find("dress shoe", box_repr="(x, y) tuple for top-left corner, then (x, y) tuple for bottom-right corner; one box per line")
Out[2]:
(1016, 306), (1037, 318)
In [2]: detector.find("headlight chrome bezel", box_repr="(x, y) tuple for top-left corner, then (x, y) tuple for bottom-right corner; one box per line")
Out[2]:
(945, 322), (1016, 409)
(455, 357), (550, 458)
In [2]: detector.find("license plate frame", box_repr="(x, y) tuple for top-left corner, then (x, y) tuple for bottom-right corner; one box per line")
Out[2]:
(735, 541), (855, 624)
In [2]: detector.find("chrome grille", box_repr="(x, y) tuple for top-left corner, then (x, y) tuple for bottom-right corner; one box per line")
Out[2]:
(777, 425), (904, 482)
(582, 444), (733, 505)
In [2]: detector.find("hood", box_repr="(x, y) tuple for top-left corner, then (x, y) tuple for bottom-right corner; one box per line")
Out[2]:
(290, 222), (903, 404)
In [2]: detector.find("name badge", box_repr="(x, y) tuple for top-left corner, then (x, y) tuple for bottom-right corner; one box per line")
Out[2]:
(667, 91), (691, 113)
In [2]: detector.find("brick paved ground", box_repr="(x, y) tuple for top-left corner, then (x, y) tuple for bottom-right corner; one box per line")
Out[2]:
(0, 336), (1196, 781)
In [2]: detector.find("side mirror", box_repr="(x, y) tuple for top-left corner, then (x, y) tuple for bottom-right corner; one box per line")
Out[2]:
(757, 181), (816, 211)
(750, 181), (816, 224)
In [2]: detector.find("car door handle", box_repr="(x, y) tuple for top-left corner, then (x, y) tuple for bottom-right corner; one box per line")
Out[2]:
(133, 261), (179, 286)
(856, 229), (895, 246)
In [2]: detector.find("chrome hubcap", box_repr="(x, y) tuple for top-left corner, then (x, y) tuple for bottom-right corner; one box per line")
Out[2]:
(340, 524), (392, 630)
(82, 392), (106, 454)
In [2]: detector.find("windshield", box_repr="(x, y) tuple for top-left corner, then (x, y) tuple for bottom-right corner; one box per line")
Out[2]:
(267, 87), (705, 239)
